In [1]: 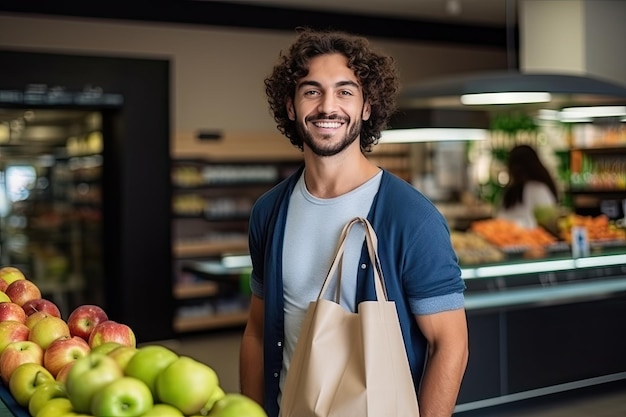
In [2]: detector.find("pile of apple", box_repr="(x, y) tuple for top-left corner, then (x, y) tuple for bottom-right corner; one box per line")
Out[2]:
(0, 266), (266, 417)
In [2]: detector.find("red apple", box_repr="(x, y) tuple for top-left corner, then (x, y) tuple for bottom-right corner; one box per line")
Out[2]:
(0, 266), (26, 287)
(67, 304), (108, 342)
(0, 321), (30, 354)
(0, 340), (44, 385)
(28, 316), (71, 350)
(43, 335), (91, 377)
(22, 298), (61, 318)
(5, 280), (41, 307)
(55, 360), (75, 383)
(88, 320), (136, 349)
(0, 302), (27, 324)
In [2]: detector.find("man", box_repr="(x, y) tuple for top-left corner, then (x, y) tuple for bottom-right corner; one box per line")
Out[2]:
(240, 27), (468, 417)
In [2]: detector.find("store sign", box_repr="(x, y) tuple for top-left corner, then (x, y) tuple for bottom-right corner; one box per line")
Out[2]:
(0, 84), (123, 107)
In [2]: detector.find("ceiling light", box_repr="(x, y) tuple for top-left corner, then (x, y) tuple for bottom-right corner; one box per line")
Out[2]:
(461, 92), (551, 105)
(379, 128), (487, 143)
(560, 106), (626, 120)
(398, 71), (626, 110)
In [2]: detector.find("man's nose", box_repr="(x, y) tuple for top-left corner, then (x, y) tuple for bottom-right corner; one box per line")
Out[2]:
(318, 94), (338, 115)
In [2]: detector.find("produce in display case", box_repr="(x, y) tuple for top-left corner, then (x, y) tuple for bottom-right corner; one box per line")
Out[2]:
(469, 218), (560, 253)
(0, 266), (266, 417)
(450, 231), (504, 265)
(557, 213), (626, 244)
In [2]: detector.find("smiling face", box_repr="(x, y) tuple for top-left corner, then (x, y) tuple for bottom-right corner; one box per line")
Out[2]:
(287, 53), (371, 157)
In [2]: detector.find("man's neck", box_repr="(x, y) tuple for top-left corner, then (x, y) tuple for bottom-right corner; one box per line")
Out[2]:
(302, 149), (380, 199)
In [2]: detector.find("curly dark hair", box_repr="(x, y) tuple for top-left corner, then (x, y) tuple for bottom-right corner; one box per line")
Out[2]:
(264, 27), (400, 152)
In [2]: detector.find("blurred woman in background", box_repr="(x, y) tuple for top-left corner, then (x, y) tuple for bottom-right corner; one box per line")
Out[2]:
(498, 144), (559, 230)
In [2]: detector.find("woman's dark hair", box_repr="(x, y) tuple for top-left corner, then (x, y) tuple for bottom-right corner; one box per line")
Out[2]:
(502, 144), (558, 208)
(264, 27), (400, 152)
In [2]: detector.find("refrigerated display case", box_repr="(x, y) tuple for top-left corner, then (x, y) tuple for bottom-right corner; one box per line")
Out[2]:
(0, 49), (173, 343)
(455, 237), (626, 412)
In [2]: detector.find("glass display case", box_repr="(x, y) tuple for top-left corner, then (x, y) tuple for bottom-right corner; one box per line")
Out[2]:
(456, 240), (626, 412)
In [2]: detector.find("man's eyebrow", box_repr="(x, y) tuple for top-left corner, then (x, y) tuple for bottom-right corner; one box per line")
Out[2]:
(296, 80), (361, 90)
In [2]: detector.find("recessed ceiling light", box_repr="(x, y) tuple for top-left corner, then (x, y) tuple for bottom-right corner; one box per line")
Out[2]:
(380, 128), (487, 143)
(560, 106), (626, 120)
(461, 92), (552, 105)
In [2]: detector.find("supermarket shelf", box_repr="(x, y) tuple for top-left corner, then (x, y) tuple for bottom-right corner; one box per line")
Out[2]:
(173, 281), (220, 299)
(173, 310), (249, 332)
(173, 239), (248, 257)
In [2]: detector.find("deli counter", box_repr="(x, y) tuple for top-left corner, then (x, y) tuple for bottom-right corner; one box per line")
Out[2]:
(453, 216), (626, 413)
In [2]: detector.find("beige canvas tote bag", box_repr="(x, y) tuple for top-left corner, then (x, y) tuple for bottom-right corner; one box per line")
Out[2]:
(279, 217), (420, 417)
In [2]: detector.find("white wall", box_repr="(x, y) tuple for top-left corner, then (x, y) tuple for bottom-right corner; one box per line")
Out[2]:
(0, 14), (508, 136)
(520, 0), (626, 85)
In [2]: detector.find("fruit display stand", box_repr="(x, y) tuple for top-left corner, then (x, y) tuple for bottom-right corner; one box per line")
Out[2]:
(0, 385), (28, 417)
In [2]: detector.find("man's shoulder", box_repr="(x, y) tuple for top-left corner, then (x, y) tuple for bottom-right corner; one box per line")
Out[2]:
(251, 166), (302, 217)
(379, 170), (436, 209)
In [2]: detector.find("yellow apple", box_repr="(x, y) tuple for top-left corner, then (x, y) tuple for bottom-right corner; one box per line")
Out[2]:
(8, 362), (54, 407)
(0, 266), (26, 286)
(29, 316), (71, 350)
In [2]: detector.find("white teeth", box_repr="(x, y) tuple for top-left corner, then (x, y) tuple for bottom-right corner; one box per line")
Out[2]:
(314, 122), (342, 128)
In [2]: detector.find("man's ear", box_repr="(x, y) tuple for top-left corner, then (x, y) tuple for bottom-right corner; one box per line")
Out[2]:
(362, 101), (371, 121)
(287, 98), (295, 121)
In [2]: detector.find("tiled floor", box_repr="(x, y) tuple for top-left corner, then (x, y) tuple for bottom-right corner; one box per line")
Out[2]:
(152, 328), (626, 417)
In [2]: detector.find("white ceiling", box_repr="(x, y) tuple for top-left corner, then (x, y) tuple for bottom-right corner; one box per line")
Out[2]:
(220, 0), (511, 26)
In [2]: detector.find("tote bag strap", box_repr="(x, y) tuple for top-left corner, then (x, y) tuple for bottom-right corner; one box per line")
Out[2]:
(317, 217), (388, 302)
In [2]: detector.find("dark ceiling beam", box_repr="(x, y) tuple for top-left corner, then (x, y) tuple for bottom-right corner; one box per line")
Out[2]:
(0, 1), (509, 49)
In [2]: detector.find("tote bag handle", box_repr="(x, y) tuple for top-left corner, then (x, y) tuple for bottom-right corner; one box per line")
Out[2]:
(317, 217), (388, 303)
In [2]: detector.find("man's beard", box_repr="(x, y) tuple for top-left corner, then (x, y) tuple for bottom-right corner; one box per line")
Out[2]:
(298, 114), (362, 157)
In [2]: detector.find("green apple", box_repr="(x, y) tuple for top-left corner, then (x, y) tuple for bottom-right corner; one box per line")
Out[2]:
(156, 356), (220, 415)
(8, 362), (55, 407)
(205, 393), (267, 417)
(28, 380), (68, 417)
(90, 341), (122, 355)
(139, 403), (184, 416)
(34, 397), (74, 417)
(65, 352), (123, 413)
(125, 344), (179, 400)
(90, 376), (153, 417)
(107, 345), (138, 371)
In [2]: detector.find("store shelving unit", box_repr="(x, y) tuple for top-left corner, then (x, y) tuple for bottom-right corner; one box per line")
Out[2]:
(170, 131), (303, 333)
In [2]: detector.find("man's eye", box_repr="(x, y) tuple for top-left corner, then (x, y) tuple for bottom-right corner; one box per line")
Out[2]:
(304, 90), (319, 96)
(340, 90), (354, 96)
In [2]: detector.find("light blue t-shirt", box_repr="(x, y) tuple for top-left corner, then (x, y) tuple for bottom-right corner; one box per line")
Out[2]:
(280, 170), (381, 398)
